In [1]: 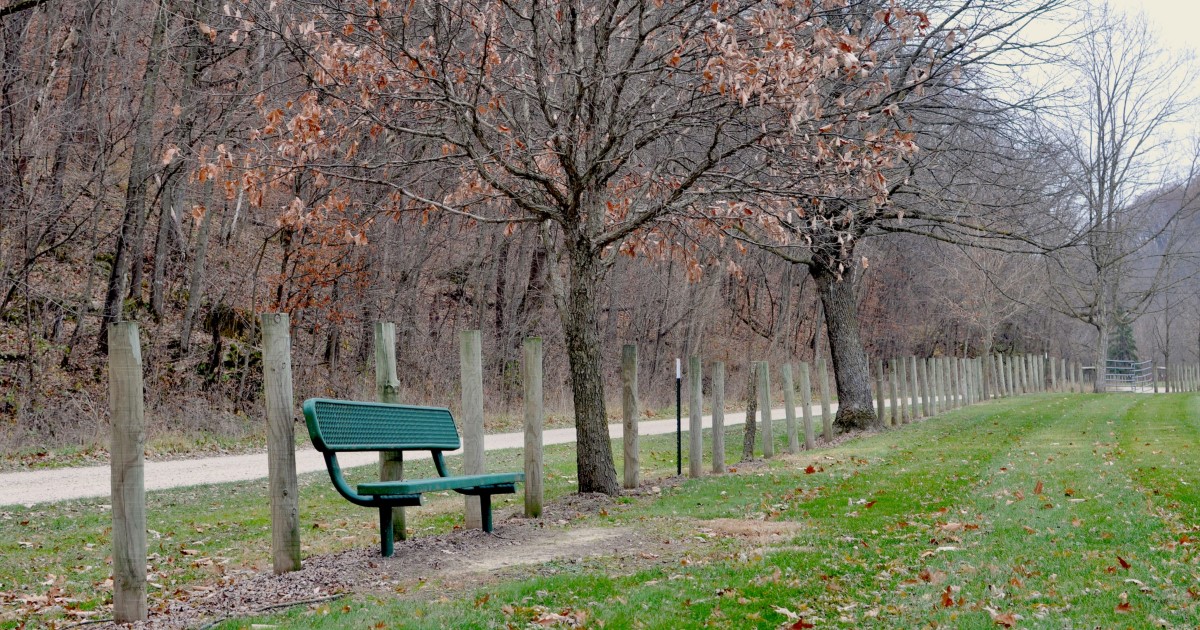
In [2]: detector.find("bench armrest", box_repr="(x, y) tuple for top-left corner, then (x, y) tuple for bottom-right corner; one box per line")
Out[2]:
(322, 452), (421, 508)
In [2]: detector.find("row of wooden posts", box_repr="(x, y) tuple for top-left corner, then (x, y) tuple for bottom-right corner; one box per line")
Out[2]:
(105, 315), (1200, 621)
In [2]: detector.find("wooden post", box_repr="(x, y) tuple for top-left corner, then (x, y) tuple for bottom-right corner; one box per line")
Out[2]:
(888, 359), (899, 427)
(374, 322), (406, 541)
(977, 358), (985, 402)
(758, 361), (774, 457)
(1022, 356), (1031, 394)
(907, 357), (926, 417)
(800, 361), (815, 449)
(982, 354), (992, 400)
(873, 358), (886, 426)
(898, 355), (910, 424)
(909, 356), (921, 419)
(262, 313), (300, 574)
(1076, 361), (1084, 393)
(998, 355), (1008, 397)
(712, 361), (726, 473)
(524, 338), (544, 516)
(621, 344), (639, 488)
(946, 357), (957, 409)
(1050, 355), (1057, 392)
(1006, 355), (1016, 396)
(817, 358), (833, 441)
(781, 363), (800, 454)
(967, 358), (977, 405)
(109, 322), (147, 622)
(928, 358), (940, 414)
(688, 356), (704, 477)
(460, 330), (485, 529)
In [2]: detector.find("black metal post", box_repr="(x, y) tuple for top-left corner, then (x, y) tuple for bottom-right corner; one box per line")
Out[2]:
(676, 358), (682, 476)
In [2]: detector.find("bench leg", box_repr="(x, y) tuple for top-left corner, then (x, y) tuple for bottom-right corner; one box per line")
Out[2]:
(379, 507), (394, 557)
(480, 494), (493, 532)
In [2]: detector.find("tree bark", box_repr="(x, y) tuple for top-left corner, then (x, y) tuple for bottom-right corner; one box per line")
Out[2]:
(742, 361), (758, 461)
(556, 246), (619, 495)
(811, 262), (879, 431)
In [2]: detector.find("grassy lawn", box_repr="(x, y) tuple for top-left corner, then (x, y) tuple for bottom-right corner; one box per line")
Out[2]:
(3, 393), (1200, 628)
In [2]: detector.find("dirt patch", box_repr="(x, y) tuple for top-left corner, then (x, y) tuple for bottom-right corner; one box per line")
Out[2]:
(82, 493), (677, 629)
(698, 518), (804, 544)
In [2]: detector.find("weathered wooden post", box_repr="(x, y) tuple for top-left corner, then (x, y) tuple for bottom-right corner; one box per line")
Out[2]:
(921, 355), (931, 410)
(109, 322), (147, 622)
(909, 356), (921, 418)
(873, 359), (886, 425)
(712, 362), (726, 473)
(928, 357), (940, 414)
(999, 355), (1008, 397)
(621, 344), (639, 489)
(262, 313), (300, 574)
(817, 358), (833, 441)
(781, 363), (800, 454)
(374, 322), (405, 540)
(1049, 355), (1057, 392)
(898, 356), (911, 424)
(982, 354), (993, 400)
(1006, 355), (1016, 396)
(460, 330), (485, 529)
(878, 357), (888, 422)
(524, 337), (544, 516)
(688, 356), (704, 477)
(1075, 361), (1084, 393)
(976, 358), (984, 402)
(948, 357), (959, 408)
(1020, 354), (1030, 394)
(758, 361), (774, 457)
(888, 359), (900, 427)
(800, 361), (815, 449)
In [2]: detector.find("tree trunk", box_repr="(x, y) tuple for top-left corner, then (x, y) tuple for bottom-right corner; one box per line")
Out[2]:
(97, 0), (167, 350)
(742, 361), (758, 461)
(556, 247), (619, 495)
(1093, 321), (1108, 393)
(811, 261), (879, 431)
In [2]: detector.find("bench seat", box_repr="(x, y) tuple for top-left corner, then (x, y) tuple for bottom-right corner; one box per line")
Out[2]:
(358, 472), (524, 496)
(303, 397), (524, 557)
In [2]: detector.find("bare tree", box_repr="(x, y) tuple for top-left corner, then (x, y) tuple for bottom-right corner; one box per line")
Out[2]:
(1038, 8), (1199, 391)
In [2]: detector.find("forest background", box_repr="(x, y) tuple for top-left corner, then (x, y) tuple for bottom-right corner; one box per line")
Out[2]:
(1, 0), (1198, 471)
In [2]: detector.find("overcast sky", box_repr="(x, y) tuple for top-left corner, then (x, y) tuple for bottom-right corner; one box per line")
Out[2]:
(1108, 0), (1199, 54)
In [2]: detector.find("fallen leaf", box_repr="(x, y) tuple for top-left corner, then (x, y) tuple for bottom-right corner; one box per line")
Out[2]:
(941, 586), (954, 607)
(805, 465), (817, 474)
(1115, 602), (1131, 613)
(1034, 480), (1043, 495)
(919, 569), (947, 584)
(989, 609), (1018, 627)
(1117, 556), (1131, 570)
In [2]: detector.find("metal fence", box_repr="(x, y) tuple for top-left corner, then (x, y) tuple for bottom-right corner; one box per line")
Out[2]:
(1105, 359), (1154, 392)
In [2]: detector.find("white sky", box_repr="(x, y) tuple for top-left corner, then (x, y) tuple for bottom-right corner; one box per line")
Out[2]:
(1107, 0), (1200, 54)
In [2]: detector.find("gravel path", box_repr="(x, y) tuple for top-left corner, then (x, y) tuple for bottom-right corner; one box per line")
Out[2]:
(0, 403), (846, 506)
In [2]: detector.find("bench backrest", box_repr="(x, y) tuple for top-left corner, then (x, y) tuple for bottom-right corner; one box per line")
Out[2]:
(303, 398), (462, 452)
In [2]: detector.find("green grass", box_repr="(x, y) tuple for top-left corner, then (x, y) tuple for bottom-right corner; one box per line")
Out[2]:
(4, 394), (1200, 628)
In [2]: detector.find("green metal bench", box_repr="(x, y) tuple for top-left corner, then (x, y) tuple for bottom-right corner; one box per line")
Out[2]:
(302, 397), (524, 557)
